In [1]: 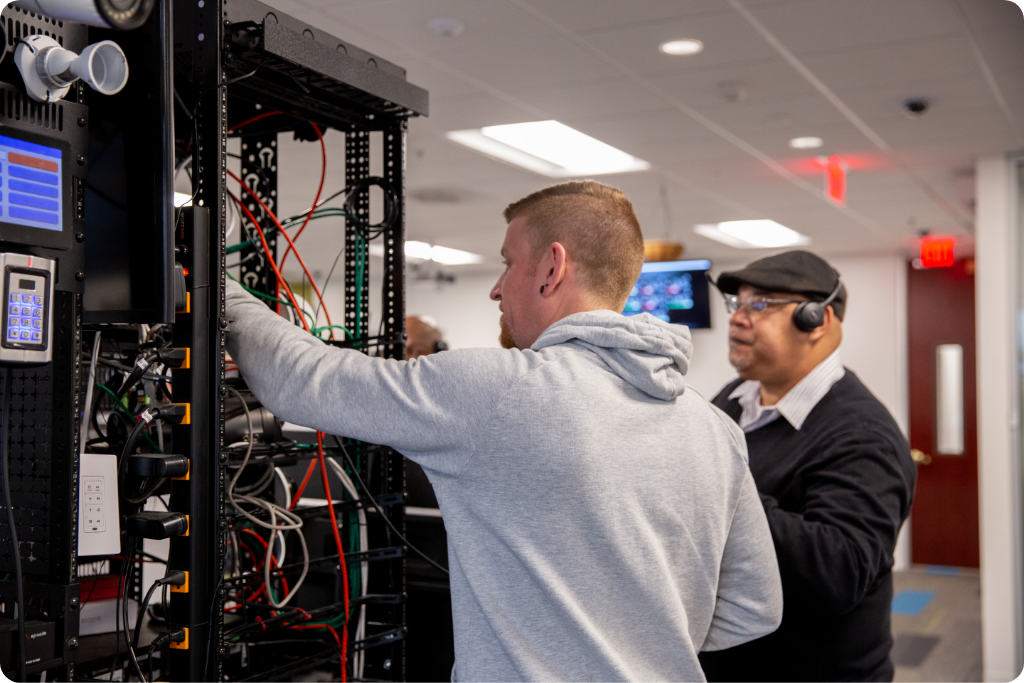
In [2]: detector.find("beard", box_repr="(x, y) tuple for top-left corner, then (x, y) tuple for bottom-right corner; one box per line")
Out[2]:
(728, 344), (753, 372)
(499, 315), (516, 350)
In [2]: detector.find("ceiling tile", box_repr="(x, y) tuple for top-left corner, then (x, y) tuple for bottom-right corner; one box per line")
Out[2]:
(744, 0), (961, 55)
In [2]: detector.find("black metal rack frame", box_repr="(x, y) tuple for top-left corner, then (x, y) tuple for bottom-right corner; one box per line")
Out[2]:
(169, 1), (425, 680)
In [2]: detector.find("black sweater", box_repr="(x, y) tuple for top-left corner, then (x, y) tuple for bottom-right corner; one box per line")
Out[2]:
(699, 370), (916, 682)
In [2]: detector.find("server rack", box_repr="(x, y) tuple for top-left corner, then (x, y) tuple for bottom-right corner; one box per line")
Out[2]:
(0, 0), (426, 679)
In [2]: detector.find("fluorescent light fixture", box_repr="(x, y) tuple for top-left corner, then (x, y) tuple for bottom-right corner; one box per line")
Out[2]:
(694, 220), (810, 249)
(369, 241), (483, 265)
(789, 136), (823, 149)
(660, 39), (704, 55)
(446, 120), (650, 177)
(173, 192), (193, 207)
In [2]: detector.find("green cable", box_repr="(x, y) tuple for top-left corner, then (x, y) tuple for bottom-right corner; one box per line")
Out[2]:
(94, 383), (163, 454)
(354, 232), (365, 335)
(226, 272), (316, 328)
(312, 324), (352, 340)
(226, 209), (348, 254)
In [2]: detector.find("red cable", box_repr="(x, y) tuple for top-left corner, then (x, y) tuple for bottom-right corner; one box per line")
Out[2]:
(226, 191), (310, 333)
(317, 432), (349, 682)
(229, 110), (282, 132)
(289, 459), (319, 510)
(226, 169), (334, 335)
(279, 123), (325, 296)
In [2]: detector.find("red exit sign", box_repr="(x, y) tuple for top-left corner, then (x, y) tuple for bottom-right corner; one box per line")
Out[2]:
(920, 237), (956, 268)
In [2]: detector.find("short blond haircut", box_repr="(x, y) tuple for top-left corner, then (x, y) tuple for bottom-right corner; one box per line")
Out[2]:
(503, 181), (644, 309)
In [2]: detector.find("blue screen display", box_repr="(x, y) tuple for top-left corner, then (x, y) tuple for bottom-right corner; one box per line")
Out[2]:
(0, 135), (63, 232)
(623, 259), (712, 328)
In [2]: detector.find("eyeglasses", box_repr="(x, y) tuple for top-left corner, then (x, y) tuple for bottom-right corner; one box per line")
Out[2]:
(723, 294), (804, 315)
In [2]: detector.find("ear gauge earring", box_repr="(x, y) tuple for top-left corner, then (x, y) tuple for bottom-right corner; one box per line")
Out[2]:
(539, 285), (546, 294)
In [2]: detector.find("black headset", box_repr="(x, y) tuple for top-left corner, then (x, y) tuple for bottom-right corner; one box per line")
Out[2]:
(792, 281), (845, 332)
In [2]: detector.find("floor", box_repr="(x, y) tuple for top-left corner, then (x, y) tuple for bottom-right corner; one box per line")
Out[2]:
(891, 566), (982, 682)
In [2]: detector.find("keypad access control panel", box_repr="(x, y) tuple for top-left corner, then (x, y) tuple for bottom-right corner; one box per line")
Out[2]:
(0, 252), (54, 364)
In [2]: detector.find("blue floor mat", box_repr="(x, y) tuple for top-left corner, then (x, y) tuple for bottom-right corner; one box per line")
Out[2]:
(924, 565), (962, 576)
(892, 590), (936, 616)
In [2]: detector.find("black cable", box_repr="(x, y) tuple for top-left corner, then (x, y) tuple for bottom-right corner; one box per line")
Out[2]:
(117, 417), (151, 479)
(330, 435), (448, 575)
(314, 242), (347, 328)
(134, 581), (163, 650)
(0, 367), (26, 682)
(122, 540), (147, 683)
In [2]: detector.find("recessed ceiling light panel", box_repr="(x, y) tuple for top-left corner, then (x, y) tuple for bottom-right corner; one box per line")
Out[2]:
(447, 121), (649, 177)
(694, 220), (810, 249)
(660, 39), (704, 56)
(789, 136), (823, 149)
(370, 241), (483, 265)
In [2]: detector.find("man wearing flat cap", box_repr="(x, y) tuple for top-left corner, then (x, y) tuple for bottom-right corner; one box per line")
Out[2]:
(698, 251), (916, 682)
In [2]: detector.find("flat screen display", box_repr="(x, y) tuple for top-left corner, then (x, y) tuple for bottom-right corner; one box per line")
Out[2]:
(0, 134), (63, 232)
(623, 259), (712, 329)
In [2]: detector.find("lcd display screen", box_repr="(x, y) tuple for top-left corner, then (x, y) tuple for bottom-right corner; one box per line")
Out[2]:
(0, 134), (63, 232)
(623, 259), (712, 329)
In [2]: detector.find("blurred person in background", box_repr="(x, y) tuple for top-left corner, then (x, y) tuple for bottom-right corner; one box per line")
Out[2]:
(406, 315), (448, 360)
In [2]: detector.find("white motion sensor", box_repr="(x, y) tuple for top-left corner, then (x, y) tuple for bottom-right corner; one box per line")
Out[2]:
(14, 35), (128, 102)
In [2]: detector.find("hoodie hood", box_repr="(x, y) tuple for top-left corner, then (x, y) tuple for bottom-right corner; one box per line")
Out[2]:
(532, 310), (693, 401)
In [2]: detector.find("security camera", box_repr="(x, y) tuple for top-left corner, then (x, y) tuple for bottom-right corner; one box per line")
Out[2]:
(15, 35), (128, 102)
(902, 98), (931, 118)
(12, 0), (155, 31)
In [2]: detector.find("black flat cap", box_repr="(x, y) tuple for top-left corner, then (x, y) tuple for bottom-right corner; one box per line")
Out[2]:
(714, 250), (846, 320)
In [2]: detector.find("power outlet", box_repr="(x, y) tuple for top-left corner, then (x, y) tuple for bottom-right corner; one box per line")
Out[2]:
(82, 476), (106, 533)
(78, 453), (120, 556)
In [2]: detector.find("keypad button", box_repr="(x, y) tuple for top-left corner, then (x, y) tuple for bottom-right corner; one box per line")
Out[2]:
(34, 296), (41, 305)
(8, 306), (17, 316)
(31, 332), (40, 341)
(9, 294), (20, 303)
(19, 330), (29, 340)
(33, 309), (41, 318)
(7, 330), (17, 340)
(33, 320), (41, 329)
(10, 317), (20, 327)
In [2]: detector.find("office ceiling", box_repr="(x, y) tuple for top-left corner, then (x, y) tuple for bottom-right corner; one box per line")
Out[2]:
(262, 0), (1024, 274)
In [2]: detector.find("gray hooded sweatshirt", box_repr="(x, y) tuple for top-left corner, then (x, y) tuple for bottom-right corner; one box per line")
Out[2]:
(225, 280), (782, 682)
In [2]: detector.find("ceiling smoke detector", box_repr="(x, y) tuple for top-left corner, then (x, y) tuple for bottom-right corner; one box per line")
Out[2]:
(717, 81), (748, 104)
(428, 18), (465, 37)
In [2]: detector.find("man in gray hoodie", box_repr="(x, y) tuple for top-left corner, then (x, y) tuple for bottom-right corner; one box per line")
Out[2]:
(225, 180), (782, 681)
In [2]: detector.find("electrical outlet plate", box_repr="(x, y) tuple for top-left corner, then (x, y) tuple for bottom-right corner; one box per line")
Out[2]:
(78, 453), (120, 556)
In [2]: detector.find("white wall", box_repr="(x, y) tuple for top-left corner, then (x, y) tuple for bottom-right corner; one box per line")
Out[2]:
(975, 154), (1023, 683)
(396, 253), (913, 570)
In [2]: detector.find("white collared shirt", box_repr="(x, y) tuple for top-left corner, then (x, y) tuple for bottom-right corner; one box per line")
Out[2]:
(729, 350), (846, 433)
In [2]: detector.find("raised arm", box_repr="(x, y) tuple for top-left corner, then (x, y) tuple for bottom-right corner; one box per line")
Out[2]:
(225, 280), (515, 475)
(759, 431), (912, 616)
(702, 470), (783, 651)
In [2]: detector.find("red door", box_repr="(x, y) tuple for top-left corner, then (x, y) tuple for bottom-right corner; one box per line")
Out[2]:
(907, 258), (979, 567)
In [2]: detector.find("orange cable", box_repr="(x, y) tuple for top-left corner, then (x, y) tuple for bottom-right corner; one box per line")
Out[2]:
(289, 459), (319, 510)
(229, 110), (283, 132)
(226, 169), (334, 336)
(226, 191), (310, 333)
(279, 122), (325, 274)
(317, 432), (349, 682)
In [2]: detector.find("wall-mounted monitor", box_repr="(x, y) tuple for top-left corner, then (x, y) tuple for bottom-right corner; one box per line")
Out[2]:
(623, 259), (712, 329)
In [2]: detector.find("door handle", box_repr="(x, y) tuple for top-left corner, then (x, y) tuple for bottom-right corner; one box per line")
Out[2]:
(911, 449), (933, 465)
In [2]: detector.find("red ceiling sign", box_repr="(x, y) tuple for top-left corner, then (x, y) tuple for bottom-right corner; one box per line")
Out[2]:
(920, 237), (956, 268)
(825, 155), (847, 206)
